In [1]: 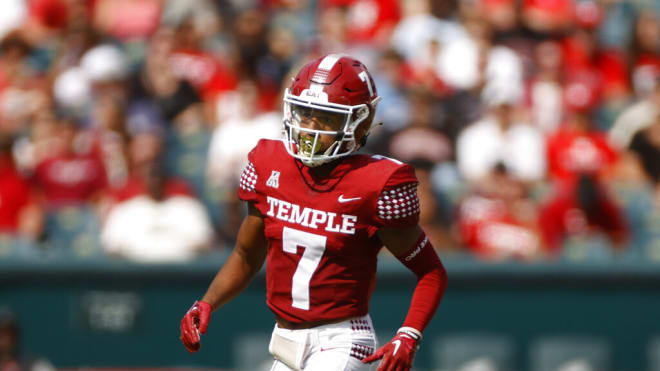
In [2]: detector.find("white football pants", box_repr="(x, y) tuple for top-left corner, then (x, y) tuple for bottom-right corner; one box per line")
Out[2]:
(268, 314), (378, 371)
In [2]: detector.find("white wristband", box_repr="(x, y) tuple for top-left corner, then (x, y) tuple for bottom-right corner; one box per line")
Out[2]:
(397, 326), (422, 341)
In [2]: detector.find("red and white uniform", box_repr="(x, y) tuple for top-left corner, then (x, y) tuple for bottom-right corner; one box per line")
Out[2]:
(238, 139), (419, 323)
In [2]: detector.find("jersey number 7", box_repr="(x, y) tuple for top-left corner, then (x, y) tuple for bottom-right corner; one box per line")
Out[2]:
(282, 227), (327, 310)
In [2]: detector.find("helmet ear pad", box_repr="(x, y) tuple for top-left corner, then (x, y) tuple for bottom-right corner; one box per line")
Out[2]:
(354, 104), (376, 146)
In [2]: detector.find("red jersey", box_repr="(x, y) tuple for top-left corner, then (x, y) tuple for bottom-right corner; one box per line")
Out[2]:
(33, 153), (107, 207)
(0, 159), (32, 232)
(546, 128), (618, 183)
(238, 139), (419, 323)
(457, 195), (540, 260)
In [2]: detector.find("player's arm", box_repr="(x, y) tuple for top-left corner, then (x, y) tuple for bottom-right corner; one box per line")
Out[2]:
(180, 202), (267, 353)
(362, 224), (448, 371)
(200, 202), (268, 308)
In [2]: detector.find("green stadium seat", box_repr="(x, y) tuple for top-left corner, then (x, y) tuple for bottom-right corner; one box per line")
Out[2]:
(43, 206), (104, 260)
(559, 235), (617, 263)
(529, 336), (610, 371)
(0, 235), (42, 260)
(233, 332), (273, 371)
(431, 333), (516, 371)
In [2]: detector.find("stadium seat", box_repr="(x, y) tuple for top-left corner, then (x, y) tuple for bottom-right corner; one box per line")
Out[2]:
(164, 127), (225, 227)
(613, 183), (655, 262)
(43, 206), (104, 260)
(431, 333), (516, 371)
(529, 335), (610, 371)
(648, 337), (660, 371)
(233, 332), (273, 371)
(0, 235), (42, 260)
(559, 235), (617, 263)
(164, 127), (211, 191)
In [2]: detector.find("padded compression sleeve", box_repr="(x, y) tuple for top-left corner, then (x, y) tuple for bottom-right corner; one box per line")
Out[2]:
(397, 234), (448, 333)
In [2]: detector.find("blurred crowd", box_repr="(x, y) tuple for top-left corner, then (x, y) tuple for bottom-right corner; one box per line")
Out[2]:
(0, 0), (658, 264)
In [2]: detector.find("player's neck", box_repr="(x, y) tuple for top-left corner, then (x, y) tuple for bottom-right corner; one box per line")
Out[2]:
(308, 159), (342, 179)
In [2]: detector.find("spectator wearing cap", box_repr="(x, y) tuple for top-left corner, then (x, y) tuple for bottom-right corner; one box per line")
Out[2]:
(80, 43), (130, 102)
(0, 307), (55, 371)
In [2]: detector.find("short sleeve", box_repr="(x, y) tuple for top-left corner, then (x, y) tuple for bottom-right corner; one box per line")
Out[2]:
(374, 164), (420, 228)
(237, 147), (259, 202)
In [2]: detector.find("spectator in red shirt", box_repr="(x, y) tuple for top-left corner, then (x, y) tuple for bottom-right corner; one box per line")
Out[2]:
(538, 173), (629, 252)
(543, 104), (628, 252)
(341, 0), (400, 47)
(457, 164), (543, 261)
(560, 2), (629, 108)
(32, 115), (108, 209)
(0, 136), (42, 239)
(169, 19), (239, 103)
(546, 110), (618, 185)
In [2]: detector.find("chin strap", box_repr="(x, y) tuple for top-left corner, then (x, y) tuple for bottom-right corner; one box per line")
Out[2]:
(360, 121), (383, 147)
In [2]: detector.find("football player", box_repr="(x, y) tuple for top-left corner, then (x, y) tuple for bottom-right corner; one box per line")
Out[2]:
(180, 54), (448, 371)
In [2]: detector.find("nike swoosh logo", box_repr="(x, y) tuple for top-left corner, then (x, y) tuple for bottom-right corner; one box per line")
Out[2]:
(338, 194), (361, 203)
(392, 339), (401, 356)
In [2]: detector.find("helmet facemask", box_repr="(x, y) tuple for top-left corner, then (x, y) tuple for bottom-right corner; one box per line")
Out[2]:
(283, 88), (379, 167)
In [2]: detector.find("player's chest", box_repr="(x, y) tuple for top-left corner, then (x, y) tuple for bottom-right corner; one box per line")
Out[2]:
(258, 169), (372, 238)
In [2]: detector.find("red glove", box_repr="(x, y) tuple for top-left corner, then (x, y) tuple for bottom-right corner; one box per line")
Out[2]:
(180, 300), (212, 353)
(362, 327), (421, 371)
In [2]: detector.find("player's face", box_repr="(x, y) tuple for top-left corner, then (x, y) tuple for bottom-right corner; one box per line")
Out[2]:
(290, 105), (348, 155)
